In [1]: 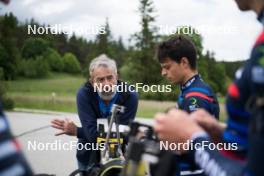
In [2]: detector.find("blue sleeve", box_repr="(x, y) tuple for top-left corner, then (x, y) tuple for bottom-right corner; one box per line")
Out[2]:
(191, 136), (244, 176)
(223, 42), (264, 155)
(182, 96), (210, 113)
(0, 101), (34, 175)
(119, 92), (138, 125)
(76, 88), (98, 143)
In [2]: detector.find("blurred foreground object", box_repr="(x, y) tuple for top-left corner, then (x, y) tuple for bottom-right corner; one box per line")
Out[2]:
(0, 101), (34, 175)
(0, 0), (10, 5)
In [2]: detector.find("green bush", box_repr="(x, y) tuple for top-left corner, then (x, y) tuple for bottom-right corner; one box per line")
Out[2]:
(0, 42), (18, 80)
(0, 82), (5, 99)
(20, 56), (50, 78)
(63, 53), (81, 74)
(2, 97), (14, 110)
(0, 78), (14, 110)
(35, 56), (50, 77)
(17, 59), (26, 75)
(0, 67), (4, 80)
(21, 59), (36, 77)
(119, 62), (143, 83)
(44, 48), (64, 72)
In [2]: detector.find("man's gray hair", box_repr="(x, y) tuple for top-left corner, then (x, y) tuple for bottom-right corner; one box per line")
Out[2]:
(89, 54), (117, 76)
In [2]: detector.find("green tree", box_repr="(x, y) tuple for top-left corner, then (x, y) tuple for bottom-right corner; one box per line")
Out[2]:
(0, 67), (5, 100)
(221, 60), (244, 79)
(63, 53), (81, 74)
(121, 0), (161, 84)
(105, 36), (128, 67)
(0, 66), (14, 110)
(197, 55), (209, 81)
(0, 44), (8, 79)
(0, 42), (19, 80)
(95, 18), (113, 57)
(202, 51), (227, 94)
(0, 14), (17, 106)
(22, 37), (50, 59)
(0, 13), (20, 80)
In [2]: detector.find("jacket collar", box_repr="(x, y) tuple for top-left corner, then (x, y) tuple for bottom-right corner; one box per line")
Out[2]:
(181, 74), (200, 91)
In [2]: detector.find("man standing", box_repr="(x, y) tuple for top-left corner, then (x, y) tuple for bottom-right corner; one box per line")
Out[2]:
(51, 55), (138, 173)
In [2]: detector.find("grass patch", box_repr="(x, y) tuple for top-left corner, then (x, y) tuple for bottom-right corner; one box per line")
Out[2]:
(5, 73), (227, 120)
(9, 95), (76, 112)
(8, 94), (175, 118)
(5, 72), (85, 97)
(137, 100), (175, 118)
(9, 94), (227, 120)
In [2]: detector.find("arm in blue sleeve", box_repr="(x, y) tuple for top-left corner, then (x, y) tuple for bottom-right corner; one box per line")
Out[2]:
(182, 96), (210, 114)
(76, 88), (98, 143)
(191, 136), (244, 176)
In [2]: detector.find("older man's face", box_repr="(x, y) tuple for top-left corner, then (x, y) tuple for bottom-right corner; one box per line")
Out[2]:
(91, 66), (118, 100)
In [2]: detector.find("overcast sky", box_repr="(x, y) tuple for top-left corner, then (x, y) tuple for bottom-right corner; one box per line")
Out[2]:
(0, 0), (263, 61)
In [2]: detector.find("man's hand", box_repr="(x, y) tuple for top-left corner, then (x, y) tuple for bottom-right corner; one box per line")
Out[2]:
(190, 109), (226, 143)
(154, 109), (204, 147)
(51, 118), (77, 136)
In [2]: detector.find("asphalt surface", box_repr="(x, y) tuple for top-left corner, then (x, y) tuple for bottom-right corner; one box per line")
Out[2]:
(5, 111), (153, 176)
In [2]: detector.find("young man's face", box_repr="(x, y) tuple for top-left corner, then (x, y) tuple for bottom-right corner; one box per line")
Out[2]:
(160, 57), (185, 84)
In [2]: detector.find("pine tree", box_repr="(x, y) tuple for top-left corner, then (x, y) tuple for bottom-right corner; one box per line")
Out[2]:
(96, 18), (112, 56)
(131, 0), (161, 84)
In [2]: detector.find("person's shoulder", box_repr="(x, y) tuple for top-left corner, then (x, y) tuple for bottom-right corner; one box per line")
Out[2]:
(77, 84), (86, 96)
(191, 78), (214, 95)
(77, 82), (95, 100)
(253, 30), (264, 49)
(127, 90), (139, 100)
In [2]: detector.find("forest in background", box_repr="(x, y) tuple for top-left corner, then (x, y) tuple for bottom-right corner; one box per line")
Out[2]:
(0, 0), (244, 110)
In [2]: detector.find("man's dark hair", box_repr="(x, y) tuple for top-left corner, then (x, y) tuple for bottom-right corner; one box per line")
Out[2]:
(157, 35), (197, 70)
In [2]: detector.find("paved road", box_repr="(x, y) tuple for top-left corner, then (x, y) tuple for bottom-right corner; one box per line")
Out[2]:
(5, 111), (153, 176)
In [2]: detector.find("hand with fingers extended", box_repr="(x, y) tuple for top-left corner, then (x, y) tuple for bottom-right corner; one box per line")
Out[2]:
(51, 118), (77, 136)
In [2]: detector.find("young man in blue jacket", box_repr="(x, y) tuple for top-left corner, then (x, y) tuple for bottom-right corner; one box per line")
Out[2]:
(157, 35), (220, 175)
(158, 35), (219, 119)
(51, 55), (138, 172)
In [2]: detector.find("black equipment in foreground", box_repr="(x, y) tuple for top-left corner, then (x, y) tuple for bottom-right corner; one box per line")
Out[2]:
(69, 104), (126, 176)
(121, 122), (177, 176)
